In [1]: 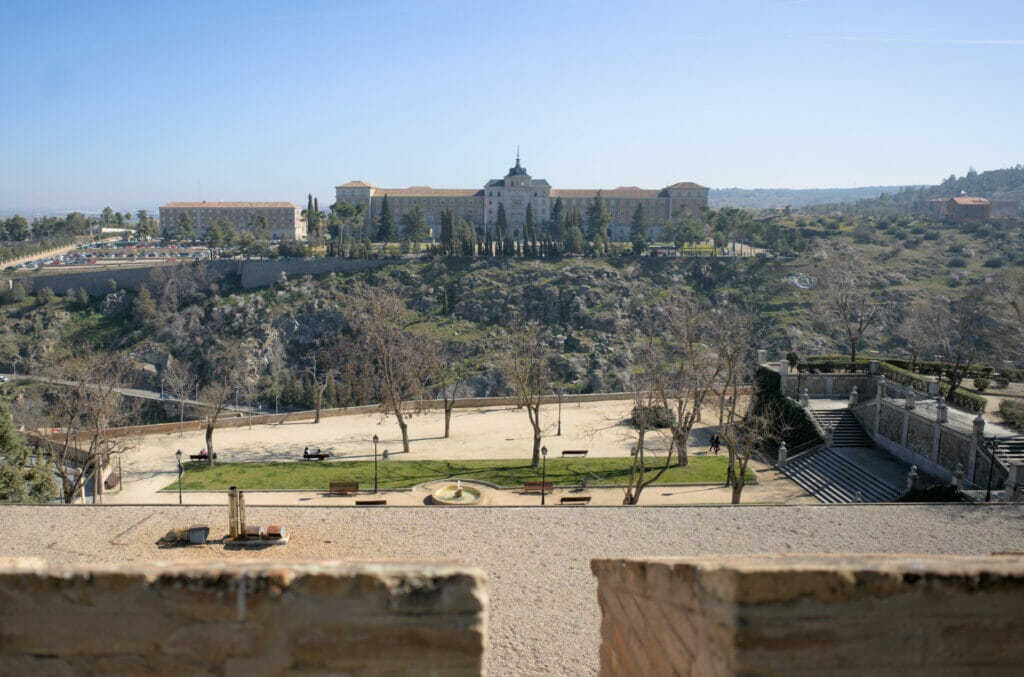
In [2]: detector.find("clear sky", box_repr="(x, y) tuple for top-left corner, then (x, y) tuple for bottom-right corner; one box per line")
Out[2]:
(2, 0), (1022, 212)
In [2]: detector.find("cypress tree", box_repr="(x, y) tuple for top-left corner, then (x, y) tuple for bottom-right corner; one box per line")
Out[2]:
(630, 203), (648, 255)
(375, 195), (394, 242)
(586, 191), (612, 254)
(551, 197), (566, 241)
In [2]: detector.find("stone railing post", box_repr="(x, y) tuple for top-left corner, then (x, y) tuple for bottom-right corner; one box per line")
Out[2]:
(849, 386), (858, 407)
(905, 387), (916, 410)
(777, 441), (788, 467)
(951, 463), (965, 490)
(906, 465), (919, 492)
(868, 360), (879, 375)
(927, 381), (940, 397)
(757, 349), (768, 365)
(967, 412), (985, 481)
(779, 361), (789, 394)
(825, 424), (834, 448)
(936, 397), (948, 423)
(1006, 463), (1024, 502)
(799, 387), (809, 408)
(877, 374), (887, 399)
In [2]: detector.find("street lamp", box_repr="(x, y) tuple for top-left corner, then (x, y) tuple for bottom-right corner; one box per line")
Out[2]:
(541, 445), (548, 506)
(557, 388), (563, 436)
(175, 449), (183, 505)
(985, 436), (998, 503)
(372, 434), (379, 494)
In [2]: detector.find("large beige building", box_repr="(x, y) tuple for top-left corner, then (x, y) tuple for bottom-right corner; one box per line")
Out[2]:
(159, 202), (306, 239)
(335, 156), (708, 241)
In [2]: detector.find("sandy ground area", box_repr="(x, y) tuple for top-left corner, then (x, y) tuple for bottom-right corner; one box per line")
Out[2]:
(106, 400), (814, 505)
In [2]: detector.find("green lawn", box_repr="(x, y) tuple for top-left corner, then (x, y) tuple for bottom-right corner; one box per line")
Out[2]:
(167, 456), (753, 491)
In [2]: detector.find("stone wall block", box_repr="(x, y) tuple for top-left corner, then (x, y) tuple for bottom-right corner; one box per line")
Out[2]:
(0, 561), (487, 676)
(593, 555), (1024, 676)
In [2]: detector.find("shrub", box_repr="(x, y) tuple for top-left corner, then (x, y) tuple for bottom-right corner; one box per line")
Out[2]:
(983, 257), (1005, 268)
(5, 282), (26, 304)
(999, 400), (1024, 432)
(947, 256), (967, 268)
(923, 231), (940, 240)
(898, 485), (964, 503)
(973, 377), (990, 392)
(994, 376), (1010, 389)
(786, 351), (800, 369)
(36, 287), (55, 304)
(630, 404), (675, 429)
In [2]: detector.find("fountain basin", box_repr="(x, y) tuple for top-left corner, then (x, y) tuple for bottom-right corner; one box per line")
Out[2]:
(431, 482), (483, 505)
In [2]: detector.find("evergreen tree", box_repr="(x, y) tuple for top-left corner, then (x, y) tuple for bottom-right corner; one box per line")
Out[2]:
(565, 208), (584, 254)
(630, 203), (648, 255)
(439, 209), (454, 255)
(496, 203), (508, 243)
(586, 191), (612, 254)
(526, 203), (537, 245)
(550, 197), (565, 241)
(174, 212), (195, 241)
(133, 285), (156, 327)
(485, 229), (493, 256)
(0, 399), (57, 503)
(399, 206), (430, 242)
(375, 195), (394, 241)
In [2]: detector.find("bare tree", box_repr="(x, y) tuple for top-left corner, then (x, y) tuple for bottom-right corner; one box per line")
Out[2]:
(197, 344), (244, 467)
(895, 301), (933, 372)
(434, 339), (467, 439)
(661, 297), (720, 467)
(163, 358), (198, 437)
(35, 353), (140, 504)
(817, 253), (883, 362)
(305, 343), (334, 424)
(500, 321), (552, 468)
(622, 329), (674, 505)
(990, 269), (1024, 365)
(917, 289), (990, 393)
(708, 308), (757, 504)
(343, 284), (434, 454)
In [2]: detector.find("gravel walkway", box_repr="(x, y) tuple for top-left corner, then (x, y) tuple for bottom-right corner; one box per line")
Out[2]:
(2, 504), (1022, 675)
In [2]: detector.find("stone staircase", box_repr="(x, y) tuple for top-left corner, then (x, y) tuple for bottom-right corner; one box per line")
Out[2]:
(810, 409), (873, 447)
(780, 447), (903, 503)
(994, 435), (1024, 467)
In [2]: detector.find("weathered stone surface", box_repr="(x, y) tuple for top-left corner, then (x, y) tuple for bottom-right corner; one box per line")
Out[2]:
(0, 559), (487, 676)
(592, 554), (1024, 676)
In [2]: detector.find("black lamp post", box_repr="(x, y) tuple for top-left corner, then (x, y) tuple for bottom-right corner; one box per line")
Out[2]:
(372, 434), (379, 494)
(541, 445), (548, 506)
(557, 388), (563, 436)
(175, 449), (183, 505)
(985, 436), (998, 503)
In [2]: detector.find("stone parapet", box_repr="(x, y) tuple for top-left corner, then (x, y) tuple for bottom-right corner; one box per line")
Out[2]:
(0, 559), (487, 676)
(592, 554), (1024, 676)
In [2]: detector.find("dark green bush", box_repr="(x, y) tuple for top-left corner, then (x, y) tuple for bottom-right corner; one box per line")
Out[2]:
(898, 484), (964, 503)
(630, 404), (675, 429)
(999, 400), (1024, 433)
(973, 377), (990, 392)
(947, 256), (967, 268)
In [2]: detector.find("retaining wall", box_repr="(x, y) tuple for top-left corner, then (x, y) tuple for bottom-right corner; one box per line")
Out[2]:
(0, 559), (486, 675)
(592, 554), (1024, 676)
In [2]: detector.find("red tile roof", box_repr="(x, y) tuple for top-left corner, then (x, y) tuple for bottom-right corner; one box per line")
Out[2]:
(668, 182), (707, 189)
(377, 188), (483, 197)
(551, 188), (663, 199)
(951, 197), (989, 205)
(162, 202), (297, 208)
(337, 181), (377, 188)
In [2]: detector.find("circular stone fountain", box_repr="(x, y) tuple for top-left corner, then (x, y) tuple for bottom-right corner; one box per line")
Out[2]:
(431, 480), (483, 505)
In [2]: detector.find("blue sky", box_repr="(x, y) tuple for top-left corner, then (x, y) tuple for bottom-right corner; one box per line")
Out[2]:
(1, 0), (1022, 212)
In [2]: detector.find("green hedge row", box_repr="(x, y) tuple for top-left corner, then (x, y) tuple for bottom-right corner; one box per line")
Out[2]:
(753, 366), (824, 460)
(879, 362), (988, 412)
(999, 400), (1024, 433)
(798, 355), (1020, 383)
(884, 358), (994, 380)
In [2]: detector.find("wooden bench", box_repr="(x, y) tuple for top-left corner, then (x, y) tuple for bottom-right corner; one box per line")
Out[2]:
(561, 449), (588, 457)
(303, 451), (331, 461)
(523, 481), (554, 494)
(355, 498), (387, 506)
(560, 495), (592, 504)
(189, 453), (217, 462)
(329, 481), (359, 495)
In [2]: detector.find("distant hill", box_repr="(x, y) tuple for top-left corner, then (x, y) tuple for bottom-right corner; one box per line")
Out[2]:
(709, 186), (912, 209)
(802, 165), (1024, 215)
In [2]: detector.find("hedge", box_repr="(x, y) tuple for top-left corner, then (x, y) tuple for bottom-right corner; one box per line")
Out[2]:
(753, 366), (824, 460)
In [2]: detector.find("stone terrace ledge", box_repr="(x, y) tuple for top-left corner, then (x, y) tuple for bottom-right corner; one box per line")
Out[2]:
(0, 558), (487, 676)
(592, 554), (1024, 676)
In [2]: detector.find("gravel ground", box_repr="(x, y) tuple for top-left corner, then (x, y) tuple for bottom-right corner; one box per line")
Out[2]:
(2, 504), (1023, 675)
